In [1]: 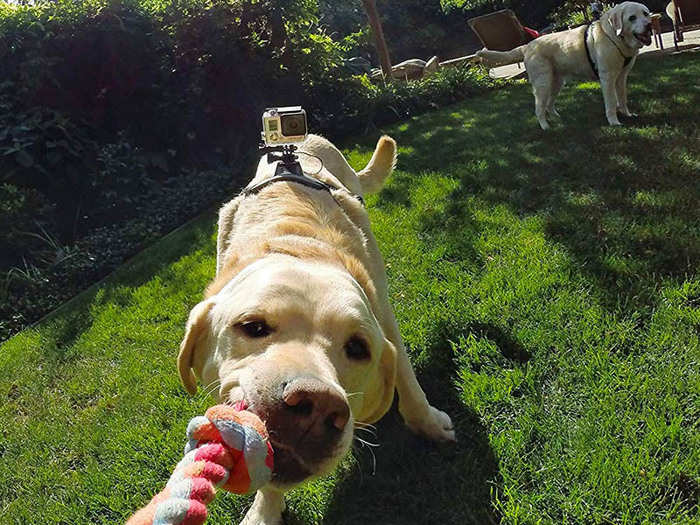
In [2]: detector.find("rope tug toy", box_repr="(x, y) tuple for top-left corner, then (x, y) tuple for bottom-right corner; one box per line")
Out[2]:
(126, 402), (274, 525)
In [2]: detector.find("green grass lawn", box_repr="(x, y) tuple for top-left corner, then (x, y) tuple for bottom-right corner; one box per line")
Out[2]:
(1, 53), (699, 524)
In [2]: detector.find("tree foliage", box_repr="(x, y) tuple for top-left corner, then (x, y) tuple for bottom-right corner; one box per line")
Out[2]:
(441, 0), (494, 10)
(320, 0), (476, 62)
(440, 0), (562, 27)
(441, 0), (670, 26)
(0, 0), (505, 342)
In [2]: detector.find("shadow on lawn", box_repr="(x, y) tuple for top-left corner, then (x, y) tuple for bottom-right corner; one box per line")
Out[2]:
(371, 54), (699, 319)
(311, 323), (501, 525)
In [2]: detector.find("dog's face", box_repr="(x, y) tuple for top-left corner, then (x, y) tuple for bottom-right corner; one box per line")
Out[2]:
(608, 2), (652, 48)
(178, 255), (397, 488)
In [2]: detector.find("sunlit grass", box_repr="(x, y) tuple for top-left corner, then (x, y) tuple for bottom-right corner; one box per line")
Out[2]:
(1, 53), (698, 524)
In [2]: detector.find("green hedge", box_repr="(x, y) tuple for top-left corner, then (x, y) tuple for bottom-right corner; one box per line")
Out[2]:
(0, 0), (499, 341)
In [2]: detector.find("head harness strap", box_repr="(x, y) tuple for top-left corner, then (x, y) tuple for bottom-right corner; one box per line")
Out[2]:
(242, 163), (365, 207)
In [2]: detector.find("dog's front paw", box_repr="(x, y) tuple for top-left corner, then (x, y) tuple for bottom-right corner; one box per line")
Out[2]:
(405, 405), (456, 443)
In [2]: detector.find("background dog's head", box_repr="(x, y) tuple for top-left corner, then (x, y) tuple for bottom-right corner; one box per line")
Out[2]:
(605, 2), (652, 49)
(177, 255), (397, 488)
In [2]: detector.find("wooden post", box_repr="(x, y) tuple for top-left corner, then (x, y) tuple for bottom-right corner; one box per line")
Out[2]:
(362, 0), (392, 79)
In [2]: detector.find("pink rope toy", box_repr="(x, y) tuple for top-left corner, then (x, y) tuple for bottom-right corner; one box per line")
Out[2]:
(126, 402), (274, 525)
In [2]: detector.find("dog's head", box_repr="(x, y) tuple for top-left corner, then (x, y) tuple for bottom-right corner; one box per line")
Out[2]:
(606, 2), (652, 48)
(177, 255), (397, 488)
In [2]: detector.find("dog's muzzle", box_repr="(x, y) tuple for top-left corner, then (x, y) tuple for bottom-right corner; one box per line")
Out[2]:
(634, 25), (653, 46)
(241, 376), (351, 485)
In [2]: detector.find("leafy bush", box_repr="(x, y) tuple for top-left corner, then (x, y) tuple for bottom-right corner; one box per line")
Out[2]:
(550, 1), (672, 31)
(440, 0), (562, 28)
(311, 64), (500, 137)
(320, 0), (477, 63)
(0, 0), (501, 341)
(549, 1), (610, 29)
(0, 90), (97, 244)
(0, 183), (49, 268)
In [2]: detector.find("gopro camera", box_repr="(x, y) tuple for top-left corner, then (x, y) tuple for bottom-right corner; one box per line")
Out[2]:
(261, 106), (308, 146)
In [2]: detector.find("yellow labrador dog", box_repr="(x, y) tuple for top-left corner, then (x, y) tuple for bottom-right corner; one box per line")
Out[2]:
(477, 2), (652, 129)
(177, 134), (455, 524)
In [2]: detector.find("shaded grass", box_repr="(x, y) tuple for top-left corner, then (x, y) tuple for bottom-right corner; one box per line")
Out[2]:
(1, 53), (699, 524)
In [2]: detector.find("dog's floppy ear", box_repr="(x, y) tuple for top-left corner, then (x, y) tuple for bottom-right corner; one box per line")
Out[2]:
(606, 5), (624, 37)
(358, 337), (397, 423)
(177, 299), (215, 395)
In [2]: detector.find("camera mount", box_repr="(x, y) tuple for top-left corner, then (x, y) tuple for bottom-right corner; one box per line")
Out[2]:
(258, 143), (304, 176)
(246, 106), (364, 207)
(247, 137), (364, 207)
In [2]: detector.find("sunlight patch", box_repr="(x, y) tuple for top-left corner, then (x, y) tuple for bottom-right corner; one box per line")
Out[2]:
(672, 94), (692, 105)
(627, 126), (662, 140)
(609, 154), (637, 172)
(576, 82), (599, 91)
(565, 191), (602, 207)
(677, 150), (700, 172)
(631, 190), (678, 209)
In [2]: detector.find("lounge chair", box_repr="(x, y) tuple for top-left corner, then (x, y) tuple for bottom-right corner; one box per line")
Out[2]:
(667, 1), (700, 50)
(468, 9), (539, 68)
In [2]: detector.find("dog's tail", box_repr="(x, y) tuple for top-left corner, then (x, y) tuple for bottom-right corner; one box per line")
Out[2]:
(357, 135), (397, 194)
(476, 45), (527, 67)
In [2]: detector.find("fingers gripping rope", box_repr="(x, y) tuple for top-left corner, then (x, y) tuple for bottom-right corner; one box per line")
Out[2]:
(126, 404), (274, 525)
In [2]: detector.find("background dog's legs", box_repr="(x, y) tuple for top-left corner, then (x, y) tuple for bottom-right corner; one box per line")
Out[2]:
(616, 69), (636, 117)
(240, 487), (286, 525)
(600, 72), (622, 125)
(527, 60), (553, 130)
(547, 74), (563, 118)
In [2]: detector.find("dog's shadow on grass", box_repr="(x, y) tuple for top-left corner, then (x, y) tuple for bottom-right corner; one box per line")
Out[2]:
(283, 326), (502, 525)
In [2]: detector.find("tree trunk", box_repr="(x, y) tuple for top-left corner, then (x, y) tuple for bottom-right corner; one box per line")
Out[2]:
(361, 0), (392, 79)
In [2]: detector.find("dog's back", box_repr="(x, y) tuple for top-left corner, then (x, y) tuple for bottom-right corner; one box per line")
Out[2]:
(207, 135), (397, 311)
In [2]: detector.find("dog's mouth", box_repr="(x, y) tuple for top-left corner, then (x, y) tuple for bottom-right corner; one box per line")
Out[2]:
(268, 439), (314, 485)
(634, 30), (652, 46)
(233, 397), (338, 486)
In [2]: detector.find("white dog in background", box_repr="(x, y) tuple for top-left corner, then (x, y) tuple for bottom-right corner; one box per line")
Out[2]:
(477, 2), (653, 129)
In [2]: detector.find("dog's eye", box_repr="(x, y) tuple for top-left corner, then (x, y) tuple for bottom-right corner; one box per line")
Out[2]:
(345, 336), (371, 361)
(237, 320), (272, 338)
(629, 15), (637, 21)
(643, 12), (649, 17)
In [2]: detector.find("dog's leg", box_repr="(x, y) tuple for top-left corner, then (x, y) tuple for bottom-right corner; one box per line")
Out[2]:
(343, 201), (454, 443)
(600, 72), (622, 126)
(385, 319), (455, 442)
(528, 60), (552, 130)
(396, 346), (455, 442)
(534, 87), (551, 130)
(240, 487), (286, 525)
(547, 74), (563, 118)
(616, 69), (636, 117)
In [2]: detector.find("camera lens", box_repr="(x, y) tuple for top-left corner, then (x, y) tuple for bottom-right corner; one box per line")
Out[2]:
(281, 114), (307, 137)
